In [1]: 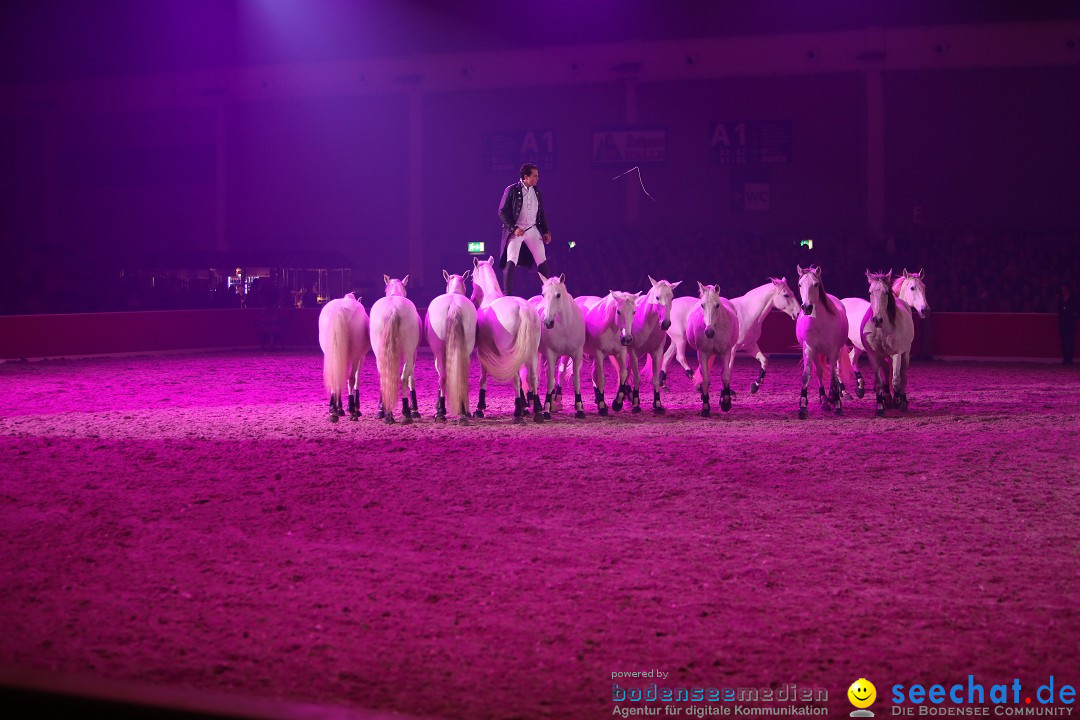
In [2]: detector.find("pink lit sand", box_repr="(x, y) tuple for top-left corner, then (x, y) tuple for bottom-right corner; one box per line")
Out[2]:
(1, 350), (1078, 719)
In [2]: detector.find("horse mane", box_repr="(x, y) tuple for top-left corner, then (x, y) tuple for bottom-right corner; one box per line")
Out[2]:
(885, 283), (897, 323)
(816, 272), (836, 315)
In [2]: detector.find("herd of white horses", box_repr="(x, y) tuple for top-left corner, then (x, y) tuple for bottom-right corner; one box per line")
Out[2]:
(317, 257), (930, 424)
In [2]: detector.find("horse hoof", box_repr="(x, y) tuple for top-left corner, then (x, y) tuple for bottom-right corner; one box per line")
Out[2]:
(474, 409), (484, 418)
(631, 406), (641, 414)
(512, 415), (524, 424)
(376, 410), (386, 419)
(533, 413), (544, 424)
(543, 412), (552, 421)
(856, 387), (865, 399)
(458, 416), (470, 426)
(700, 408), (711, 417)
(876, 409), (886, 418)
(411, 411), (422, 419)
(349, 414), (359, 422)
(575, 410), (586, 419)
(329, 414), (339, 423)
(611, 401), (623, 412)
(598, 407), (609, 417)
(435, 414), (446, 423)
(685, 369), (693, 379)
(834, 407), (843, 416)
(400, 414), (412, 425)
(750, 382), (759, 394)
(385, 415), (395, 425)
(721, 398), (732, 412)
(798, 407), (808, 420)
(653, 406), (665, 415)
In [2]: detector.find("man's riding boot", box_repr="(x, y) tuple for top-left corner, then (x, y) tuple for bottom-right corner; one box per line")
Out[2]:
(503, 261), (517, 296)
(537, 260), (552, 279)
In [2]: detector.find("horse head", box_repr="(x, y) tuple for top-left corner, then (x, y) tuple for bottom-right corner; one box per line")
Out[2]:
(797, 265), (823, 316)
(539, 273), (569, 330)
(610, 291), (638, 346)
(443, 269), (470, 296)
(769, 277), (801, 320)
(383, 274), (409, 297)
(866, 270), (895, 327)
(697, 282), (722, 339)
(647, 275), (680, 331)
(897, 268), (930, 318)
(471, 256), (503, 302)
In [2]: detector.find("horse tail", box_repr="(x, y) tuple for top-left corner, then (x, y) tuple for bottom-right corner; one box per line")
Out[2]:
(444, 303), (469, 417)
(379, 309), (402, 413)
(477, 303), (540, 381)
(323, 303), (350, 398)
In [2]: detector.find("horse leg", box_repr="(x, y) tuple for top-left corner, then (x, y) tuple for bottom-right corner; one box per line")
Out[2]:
(328, 394), (340, 422)
(830, 353), (843, 416)
(721, 348), (735, 412)
(749, 344), (767, 394)
(798, 347), (810, 419)
(570, 349), (586, 419)
(894, 351), (910, 411)
(629, 350), (643, 414)
(660, 337), (675, 388)
(650, 347), (666, 414)
(675, 336), (693, 380)
(475, 366), (487, 418)
(528, 353), (544, 424)
(405, 354), (420, 418)
(511, 374), (526, 424)
(611, 349), (630, 412)
(543, 351), (556, 420)
(593, 351), (609, 416)
(698, 350), (712, 416)
(868, 351), (887, 418)
(851, 346), (865, 398)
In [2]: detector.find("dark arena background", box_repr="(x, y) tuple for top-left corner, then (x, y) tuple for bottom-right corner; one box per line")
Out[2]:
(1, 2), (1078, 720)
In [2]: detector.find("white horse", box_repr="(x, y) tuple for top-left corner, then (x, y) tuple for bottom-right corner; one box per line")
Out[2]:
(685, 283), (740, 416)
(661, 278), (801, 394)
(317, 292), (370, 422)
(628, 276), (680, 413)
(842, 268), (929, 397)
(795, 265), (850, 418)
(470, 256), (544, 422)
(861, 270), (915, 416)
(528, 274), (587, 419)
(575, 291), (638, 415)
(369, 275), (422, 424)
(425, 270), (477, 424)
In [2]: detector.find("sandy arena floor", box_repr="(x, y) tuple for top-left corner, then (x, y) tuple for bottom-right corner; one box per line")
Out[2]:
(1, 350), (1078, 719)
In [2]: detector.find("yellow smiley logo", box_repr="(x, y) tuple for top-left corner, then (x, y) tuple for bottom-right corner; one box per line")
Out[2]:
(848, 678), (877, 709)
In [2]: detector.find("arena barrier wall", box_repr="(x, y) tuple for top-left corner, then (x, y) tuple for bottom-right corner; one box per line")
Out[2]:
(0, 309), (1070, 361)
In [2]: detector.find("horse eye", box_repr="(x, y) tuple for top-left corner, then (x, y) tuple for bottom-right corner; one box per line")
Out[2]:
(556, 293), (561, 298)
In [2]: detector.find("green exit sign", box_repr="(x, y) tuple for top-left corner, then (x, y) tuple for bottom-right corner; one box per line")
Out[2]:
(467, 242), (485, 254)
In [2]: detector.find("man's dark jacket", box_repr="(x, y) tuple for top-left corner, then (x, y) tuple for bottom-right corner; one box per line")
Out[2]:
(497, 181), (550, 269)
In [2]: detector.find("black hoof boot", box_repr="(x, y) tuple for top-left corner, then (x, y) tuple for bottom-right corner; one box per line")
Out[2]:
(685, 368), (693, 380)
(750, 370), (765, 394)
(611, 384), (626, 412)
(409, 389), (421, 418)
(630, 387), (641, 414)
(329, 413), (339, 423)
(385, 412), (396, 425)
(875, 393), (886, 418)
(474, 408), (484, 418)
(659, 369), (667, 388)
(349, 390), (361, 419)
(532, 393), (545, 423)
(855, 372), (865, 399)
(598, 406), (609, 417)
(798, 389), (809, 419)
(376, 399), (385, 420)
(574, 393), (586, 419)
(721, 389), (732, 412)
(543, 392), (553, 421)
(700, 392), (711, 417)
(400, 398), (413, 425)
(897, 393), (909, 412)
(554, 384), (562, 402)
(834, 406), (844, 416)
(477, 388), (487, 411)
(435, 396), (447, 422)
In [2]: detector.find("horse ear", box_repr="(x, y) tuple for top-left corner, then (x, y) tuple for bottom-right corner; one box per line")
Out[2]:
(865, 269), (874, 280)
(487, 255), (494, 265)
(918, 268), (925, 279)
(473, 256), (480, 269)
(383, 274), (391, 285)
(648, 274), (657, 287)
(697, 280), (707, 295)
(886, 268), (893, 279)
(559, 272), (565, 284)
(538, 273), (548, 284)
(462, 270), (470, 281)
(670, 280), (681, 289)
(442, 269), (450, 281)
(402, 275), (410, 286)
(796, 264), (804, 274)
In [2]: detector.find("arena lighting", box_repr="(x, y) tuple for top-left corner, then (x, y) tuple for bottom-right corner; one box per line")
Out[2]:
(467, 242), (485, 254)
(799, 239), (814, 250)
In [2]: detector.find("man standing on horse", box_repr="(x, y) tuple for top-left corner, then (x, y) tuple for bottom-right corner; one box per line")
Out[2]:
(497, 163), (554, 296)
